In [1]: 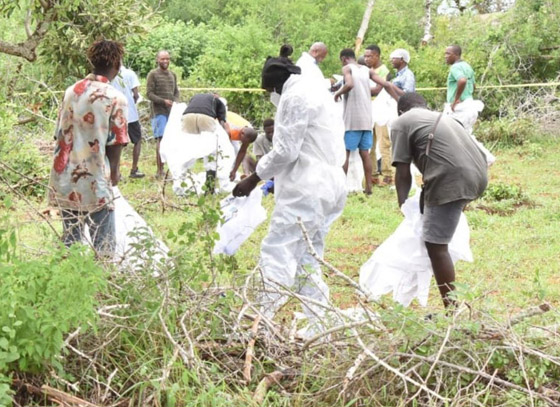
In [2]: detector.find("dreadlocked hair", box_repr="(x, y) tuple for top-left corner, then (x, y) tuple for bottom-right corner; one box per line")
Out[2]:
(87, 40), (124, 71)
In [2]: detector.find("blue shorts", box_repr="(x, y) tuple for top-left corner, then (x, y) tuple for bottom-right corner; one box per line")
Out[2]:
(344, 130), (373, 151)
(151, 114), (168, 139)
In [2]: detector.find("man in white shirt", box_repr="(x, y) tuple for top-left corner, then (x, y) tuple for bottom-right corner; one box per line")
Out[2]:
(111, 65), (145, 178)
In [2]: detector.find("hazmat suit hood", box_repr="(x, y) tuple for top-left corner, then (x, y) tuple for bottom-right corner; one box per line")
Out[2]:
(261, 56), (301, 94)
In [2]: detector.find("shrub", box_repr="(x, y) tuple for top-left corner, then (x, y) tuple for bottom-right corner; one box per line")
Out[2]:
(0, 102), (48, 198)
(125, 19), (208, 79)
(0, 224), (105, 377)
(474, 117), (537, 146)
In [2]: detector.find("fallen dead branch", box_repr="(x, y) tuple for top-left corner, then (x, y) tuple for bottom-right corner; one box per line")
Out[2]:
(243, 315), (261, 383)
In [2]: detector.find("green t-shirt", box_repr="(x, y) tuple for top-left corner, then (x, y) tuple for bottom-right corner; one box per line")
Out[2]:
(447, 61), (475, 103)
(373, 63), (390, 80)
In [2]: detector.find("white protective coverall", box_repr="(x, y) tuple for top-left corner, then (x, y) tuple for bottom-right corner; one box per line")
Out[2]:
(256, 73), (347, 325)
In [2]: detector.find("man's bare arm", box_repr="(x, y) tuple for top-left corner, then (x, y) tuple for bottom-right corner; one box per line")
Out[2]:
(395, 162), (412, 207)
(106, 145), (123, 186)
(334, 65), (354, 102)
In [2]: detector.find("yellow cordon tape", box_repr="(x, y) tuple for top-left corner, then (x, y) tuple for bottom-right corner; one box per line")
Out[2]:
(12, 82), (560, 96)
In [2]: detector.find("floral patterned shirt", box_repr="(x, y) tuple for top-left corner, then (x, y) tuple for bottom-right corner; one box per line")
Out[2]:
(48, 74), (129, 212)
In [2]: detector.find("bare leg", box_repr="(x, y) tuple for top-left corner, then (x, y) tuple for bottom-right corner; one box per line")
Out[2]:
(132, 140), (141, 173)
(425, 242), (456, 308)
(156, 138), (163, 177)
(342, 150), (350, 174)
(359, 149), (373, 195)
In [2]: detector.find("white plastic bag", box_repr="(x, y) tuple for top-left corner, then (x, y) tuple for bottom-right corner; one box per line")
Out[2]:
(160, 103), (236, 195)
(444, 99), (496, 166)
(112, 187), (170, 274)
(372, 89), (398, 127)
(359, 190), (472, 307)
(213, 188), (267, 255)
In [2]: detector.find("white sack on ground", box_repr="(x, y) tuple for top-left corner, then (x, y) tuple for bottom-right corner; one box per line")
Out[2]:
(213, 188), (267, 256)
(160, 103), (236, 195)
(444, 99), (496, 166)
(112, 187), (170, 273)
(359, 190), (473, 307)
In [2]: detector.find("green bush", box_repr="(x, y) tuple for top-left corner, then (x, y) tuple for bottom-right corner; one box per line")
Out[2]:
(474, 117), (537, 146)
(0, 102), (48, 198)
(126, 19), (208, 79)
(0, 224), (105, 376)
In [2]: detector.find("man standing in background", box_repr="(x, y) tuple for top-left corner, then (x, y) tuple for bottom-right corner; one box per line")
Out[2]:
(364, 45), (393, 185)
(111, 63), (145, 179)
(146, 50), (180, 179)
(445, 45), (475, 113)
(335, 48), (375, 195)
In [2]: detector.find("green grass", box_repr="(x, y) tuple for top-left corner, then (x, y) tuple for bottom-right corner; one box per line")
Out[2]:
(116, 137), (560, 315)
(6, 134), (560, 315)
(3, 130), (560, 406)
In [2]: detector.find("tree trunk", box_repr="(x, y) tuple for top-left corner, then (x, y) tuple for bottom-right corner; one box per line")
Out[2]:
(421, 0), (433, 45)
(354, 0), (376, 55)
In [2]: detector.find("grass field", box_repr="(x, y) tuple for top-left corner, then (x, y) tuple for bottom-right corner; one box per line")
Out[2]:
(100, 134), (560, 315)
(3, 128), (560, 406)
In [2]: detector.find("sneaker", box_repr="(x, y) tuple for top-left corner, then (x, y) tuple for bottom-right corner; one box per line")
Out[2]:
(130, 169), (145, 179)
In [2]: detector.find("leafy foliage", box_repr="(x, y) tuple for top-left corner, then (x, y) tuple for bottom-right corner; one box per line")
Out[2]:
(0, 101), (47, 197)
(125, 18), (208, 79)
(0, 236), (104, 374)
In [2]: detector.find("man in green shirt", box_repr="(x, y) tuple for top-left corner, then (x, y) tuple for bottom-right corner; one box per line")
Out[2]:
(364, 45), (393, 185)
(445, 45), (475, 112)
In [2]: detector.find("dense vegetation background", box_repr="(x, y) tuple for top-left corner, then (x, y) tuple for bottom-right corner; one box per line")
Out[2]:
(0, 0), (559, 405)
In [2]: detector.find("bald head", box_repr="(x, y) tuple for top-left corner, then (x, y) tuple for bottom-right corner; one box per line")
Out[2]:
(309, 42), (328, 63)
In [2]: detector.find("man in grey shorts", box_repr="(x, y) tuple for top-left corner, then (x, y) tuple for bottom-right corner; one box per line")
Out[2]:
(390, 92), (488, 308)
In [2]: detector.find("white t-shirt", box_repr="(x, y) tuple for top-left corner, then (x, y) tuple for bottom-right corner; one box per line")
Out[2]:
(111, 66), (140, 123)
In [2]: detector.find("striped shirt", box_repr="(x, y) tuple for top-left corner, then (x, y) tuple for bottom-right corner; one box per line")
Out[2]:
(146, 68), (179, 117)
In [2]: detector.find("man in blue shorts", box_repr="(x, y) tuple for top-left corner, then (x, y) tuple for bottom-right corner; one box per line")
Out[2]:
(147, 50), (180, 179)
(334, 48), (376, 194)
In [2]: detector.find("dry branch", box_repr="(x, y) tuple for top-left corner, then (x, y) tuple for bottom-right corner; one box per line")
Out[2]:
(243, 315), (261, 383)
(13, 380), (101, 407)
(252, 370), (292, 405)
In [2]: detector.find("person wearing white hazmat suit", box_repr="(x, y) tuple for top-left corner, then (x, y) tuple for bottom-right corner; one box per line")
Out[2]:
(233, 56), (347, 332)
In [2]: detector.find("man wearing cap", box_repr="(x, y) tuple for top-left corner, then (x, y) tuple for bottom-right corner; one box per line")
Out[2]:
(233, 55), (347, 334)
(390, 48), (415, 96)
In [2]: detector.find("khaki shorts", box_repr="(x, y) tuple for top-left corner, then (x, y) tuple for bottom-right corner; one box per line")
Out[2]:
(182, 113), (217, 134)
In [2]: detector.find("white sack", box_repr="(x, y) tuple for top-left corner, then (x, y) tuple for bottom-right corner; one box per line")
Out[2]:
(213, 188), (267, 256)
(112, 187), (170, 273)
(160, 103), (236, 195)
(444, 99), (496, 166)
(359, 190), (473, 307)
(372, 89), (398, 127)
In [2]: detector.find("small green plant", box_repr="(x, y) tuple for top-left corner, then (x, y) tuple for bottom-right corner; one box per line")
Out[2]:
(483, 182), (526, 202)
(0, 230), (105, 376)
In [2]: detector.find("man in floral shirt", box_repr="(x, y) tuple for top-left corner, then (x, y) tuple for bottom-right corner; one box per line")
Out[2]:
(48, 40), (129, 256)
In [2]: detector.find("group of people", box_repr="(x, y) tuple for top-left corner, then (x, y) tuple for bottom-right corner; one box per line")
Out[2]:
(48, 38), (489, 328)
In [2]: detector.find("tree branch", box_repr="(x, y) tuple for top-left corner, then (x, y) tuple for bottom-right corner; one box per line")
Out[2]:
(0, 3), (57, 61)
